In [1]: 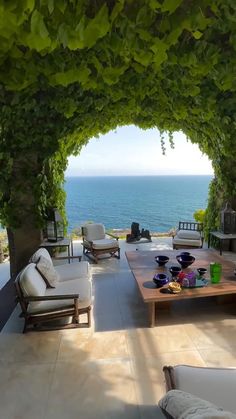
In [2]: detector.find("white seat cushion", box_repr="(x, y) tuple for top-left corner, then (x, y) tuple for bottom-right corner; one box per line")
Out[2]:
(28, 278), (92, 313)
(177, 229), (201, 240)
(92, 238), (119, 250)
(30, 248), (53, 265)
(55, 261), (91, 282)
(172, 365), (236, 414)
(19, 263), (46, 306)
(83, 224), (105, 241)
(172, 237), (202, 247)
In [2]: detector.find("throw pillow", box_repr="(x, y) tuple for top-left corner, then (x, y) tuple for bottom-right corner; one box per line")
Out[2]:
(159, 390), (236, 419)
(36, 255), (59, 288)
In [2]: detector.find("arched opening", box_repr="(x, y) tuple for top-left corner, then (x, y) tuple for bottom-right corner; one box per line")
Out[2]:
(64, 125), (213, 235)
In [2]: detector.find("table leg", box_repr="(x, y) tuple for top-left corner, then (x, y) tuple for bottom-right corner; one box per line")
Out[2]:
(208, 233), (211, 249)
(68, 244), (71, 263)
(71, 239), (74, 257)
(220, 239), (222, 255)
(148, 302), (155, 327)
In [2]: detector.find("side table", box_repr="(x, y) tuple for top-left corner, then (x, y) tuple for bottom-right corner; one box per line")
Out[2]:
(208, 231), (236, 255)
(40, 238), (73, 262)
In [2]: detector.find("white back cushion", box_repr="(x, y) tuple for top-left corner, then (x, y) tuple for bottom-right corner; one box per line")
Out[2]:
(30, 248), (52, 265)
(20, 263), (46, 297)
(83, 224), (105, 241)
(36, 255), (59, 287)
(177, 229), (201, 240)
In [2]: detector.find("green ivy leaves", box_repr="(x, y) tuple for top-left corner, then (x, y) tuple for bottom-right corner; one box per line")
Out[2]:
(50, 67), (91, 87)
(1, 0), (236, 236)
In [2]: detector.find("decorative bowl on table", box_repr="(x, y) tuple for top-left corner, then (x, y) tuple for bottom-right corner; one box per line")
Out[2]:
(176, 254), (195, 269)
(155, 255), (169, 267)
(197, 268), (207, 277)
(169, 266), (181, 278)
(180, 251), (191, 256)
(153, 273), (169, 288)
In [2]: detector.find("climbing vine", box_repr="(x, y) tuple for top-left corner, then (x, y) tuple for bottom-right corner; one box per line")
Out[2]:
(0, 0), (236, 242)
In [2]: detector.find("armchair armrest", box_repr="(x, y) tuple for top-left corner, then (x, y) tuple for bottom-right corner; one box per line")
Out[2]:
(24, 294), (79, 302)
(54, 255), (82, 262)
(106, 232), (119, 240)
(172, 229), (178, 239)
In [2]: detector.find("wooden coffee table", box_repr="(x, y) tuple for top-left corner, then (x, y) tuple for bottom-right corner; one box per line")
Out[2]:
(126, 249), (236, 327)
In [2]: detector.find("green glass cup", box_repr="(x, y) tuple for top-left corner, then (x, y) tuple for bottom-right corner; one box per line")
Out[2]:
(210, 262), (222, 284)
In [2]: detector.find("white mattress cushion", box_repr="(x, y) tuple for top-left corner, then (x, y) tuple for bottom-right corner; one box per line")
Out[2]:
(28, 278), (92, 313)
(36, 255), (59, 287)
(83, 223), (105, 241)
(172, 237), (202, 247)
(30, 248), (53, 265)
(92, 238), (119, 250)
(177, 229), (201, 240)
(159, 389), (236, 418)
(172, 365), (236, 414)
(55, 261), (91, 282)
(19, 263), (46, 304)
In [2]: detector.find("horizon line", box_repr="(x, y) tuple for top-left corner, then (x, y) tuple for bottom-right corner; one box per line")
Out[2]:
(65, 174), (214, 178)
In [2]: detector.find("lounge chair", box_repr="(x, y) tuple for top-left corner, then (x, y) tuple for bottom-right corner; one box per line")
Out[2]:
(15, 248), (92, 332)
(172, 221), (203, 249)
(81, 223), (120, 263)
(162, 364), (236, 416)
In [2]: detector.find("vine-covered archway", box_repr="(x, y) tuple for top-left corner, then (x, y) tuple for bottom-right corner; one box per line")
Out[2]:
(0, 1), (236, 275)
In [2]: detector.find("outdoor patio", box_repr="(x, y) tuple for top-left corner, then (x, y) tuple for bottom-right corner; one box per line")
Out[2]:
(0, 237), (236, 418)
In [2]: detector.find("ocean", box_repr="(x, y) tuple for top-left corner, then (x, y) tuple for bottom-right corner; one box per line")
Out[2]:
(64, 175), (212, 233)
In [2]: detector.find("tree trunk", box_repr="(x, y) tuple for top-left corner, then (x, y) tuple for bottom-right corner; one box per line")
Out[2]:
(6, 152), (44, 277)
(7, 227), (42, 278)
(0, 240), (3, 263)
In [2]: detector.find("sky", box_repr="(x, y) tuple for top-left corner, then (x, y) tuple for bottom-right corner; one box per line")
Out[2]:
(65, 125), (214, 177)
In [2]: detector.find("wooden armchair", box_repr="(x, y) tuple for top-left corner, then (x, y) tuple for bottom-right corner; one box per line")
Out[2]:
(163, 365), (236, 415)
(172, 221), (204, 250)
(15, 262), (91, 333)
(81, 223), (120, 263)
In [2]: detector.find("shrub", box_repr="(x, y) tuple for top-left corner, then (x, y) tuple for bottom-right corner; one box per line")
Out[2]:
(193, 209), (206, 224)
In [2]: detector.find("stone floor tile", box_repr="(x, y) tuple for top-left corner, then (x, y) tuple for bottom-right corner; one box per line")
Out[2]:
(46, 359), (139, 419)
(127, 325), (196, 358)
(93, 311), (124, 332)
(57, 330), (129, 361)
(0, 363), (54, 419)
(199, 347), (236, 368)
(184, 318), (236, 349)
(0, 331), (61, 364)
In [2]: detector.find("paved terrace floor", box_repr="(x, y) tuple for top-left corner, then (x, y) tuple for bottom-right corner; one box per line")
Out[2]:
(0, 238), (236, 419)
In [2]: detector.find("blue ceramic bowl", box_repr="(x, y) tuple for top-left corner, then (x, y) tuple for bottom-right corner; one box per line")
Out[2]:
(169, 266), (181, 277)
(197, 268), (207, 276)
(155, 255), (169, 267)
(176, 254), (195, 269)
(180, 252), (191, 256)
(153, 273), (169, 288)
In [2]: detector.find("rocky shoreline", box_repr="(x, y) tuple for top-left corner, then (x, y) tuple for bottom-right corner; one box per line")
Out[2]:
(108, 228), (175, 238)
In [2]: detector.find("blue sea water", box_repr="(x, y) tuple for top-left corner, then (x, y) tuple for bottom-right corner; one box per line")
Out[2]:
(64, 175), (212, 233)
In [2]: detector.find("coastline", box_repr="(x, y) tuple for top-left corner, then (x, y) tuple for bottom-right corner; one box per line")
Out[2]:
(108, 228), (175, 238)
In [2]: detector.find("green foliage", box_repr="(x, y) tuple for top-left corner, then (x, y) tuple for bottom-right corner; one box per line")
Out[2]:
(193, 209), (206, 224)
(204, 177), (225, 238)
(0, 0), (236, 234)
